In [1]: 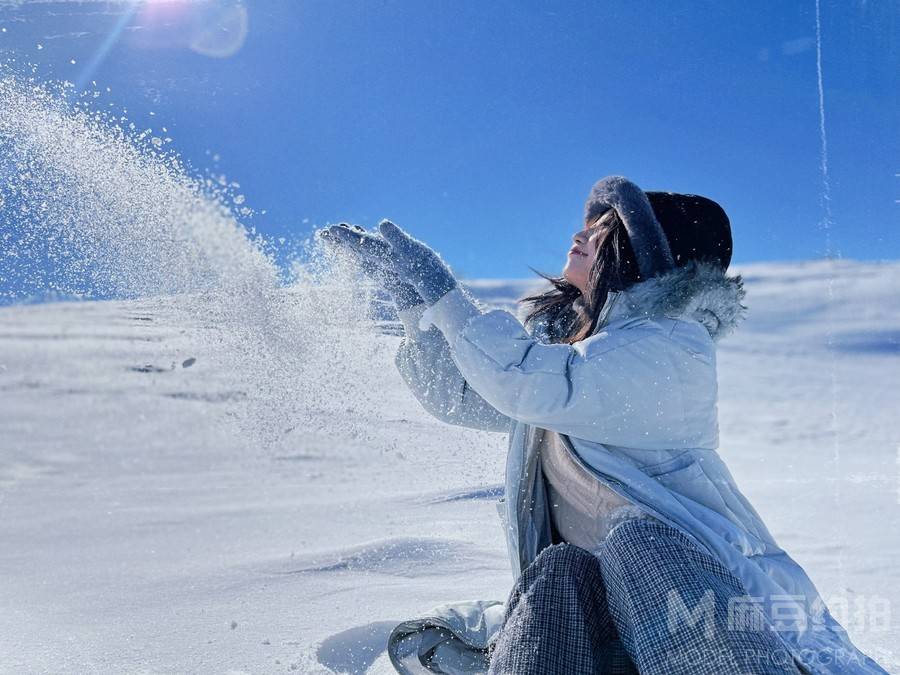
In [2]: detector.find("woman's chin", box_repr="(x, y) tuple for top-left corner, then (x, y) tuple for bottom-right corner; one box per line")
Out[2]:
(563, 268), (584, 291)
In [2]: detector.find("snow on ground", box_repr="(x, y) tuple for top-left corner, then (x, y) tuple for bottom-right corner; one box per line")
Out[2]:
(0, 259), (898, 674)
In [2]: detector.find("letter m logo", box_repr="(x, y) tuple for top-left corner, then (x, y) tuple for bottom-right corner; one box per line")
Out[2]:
(667, 589), (716, 639)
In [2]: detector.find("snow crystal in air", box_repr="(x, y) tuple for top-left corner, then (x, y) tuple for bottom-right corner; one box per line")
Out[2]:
(0, 66), (396, 452)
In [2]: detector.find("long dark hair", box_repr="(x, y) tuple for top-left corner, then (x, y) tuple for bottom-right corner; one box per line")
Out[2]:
(520, 209), (643, 344)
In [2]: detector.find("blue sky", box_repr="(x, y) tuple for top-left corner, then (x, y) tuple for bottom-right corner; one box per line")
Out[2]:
(0, 0), (897, 281)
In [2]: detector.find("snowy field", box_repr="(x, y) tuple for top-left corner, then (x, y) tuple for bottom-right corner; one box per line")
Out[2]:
(0, 258), (898, 674)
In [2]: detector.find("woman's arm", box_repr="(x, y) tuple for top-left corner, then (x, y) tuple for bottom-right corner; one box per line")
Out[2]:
(394, 302), (514, 434)
(416, 287), (713, 449)
(372, 219), (712, 449)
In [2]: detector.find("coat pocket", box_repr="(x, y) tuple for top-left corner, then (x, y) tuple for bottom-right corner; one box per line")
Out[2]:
(640, 450), (697, 478)
(641, 450), (713, 507)
(647, 458), (706, 496)
(643, 453), (768, 557)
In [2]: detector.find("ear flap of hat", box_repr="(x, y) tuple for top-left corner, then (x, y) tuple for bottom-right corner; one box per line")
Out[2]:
(584, 175), (676, 280)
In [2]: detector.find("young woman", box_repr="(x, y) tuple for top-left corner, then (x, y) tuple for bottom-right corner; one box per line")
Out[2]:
(319, 176), (886, 675)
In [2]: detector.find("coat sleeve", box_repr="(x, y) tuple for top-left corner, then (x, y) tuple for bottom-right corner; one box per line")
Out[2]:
(394, 303), (513, 433)
(417, 287), (696, 449)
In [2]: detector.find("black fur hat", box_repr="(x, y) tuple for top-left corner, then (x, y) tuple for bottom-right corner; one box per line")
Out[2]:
(584, 176), (733, 279)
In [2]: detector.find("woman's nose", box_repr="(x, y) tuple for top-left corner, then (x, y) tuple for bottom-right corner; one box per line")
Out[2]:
(572, 230), (586, 246)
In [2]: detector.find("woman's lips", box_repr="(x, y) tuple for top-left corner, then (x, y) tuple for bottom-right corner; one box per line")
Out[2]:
(569, 248), (587, 257)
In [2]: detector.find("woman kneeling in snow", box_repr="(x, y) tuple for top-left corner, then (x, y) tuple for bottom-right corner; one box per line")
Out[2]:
(319, 176), (886, 675)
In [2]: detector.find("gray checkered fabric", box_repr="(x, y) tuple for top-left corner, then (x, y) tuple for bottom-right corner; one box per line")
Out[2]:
(488, 518), (805, 675)
(488, 542), (637, 675)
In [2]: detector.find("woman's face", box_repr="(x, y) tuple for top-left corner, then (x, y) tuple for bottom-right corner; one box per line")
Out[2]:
(563, 218), (604, 294)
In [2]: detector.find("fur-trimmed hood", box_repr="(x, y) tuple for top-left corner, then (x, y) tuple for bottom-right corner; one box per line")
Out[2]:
(598, 259), (748, 342)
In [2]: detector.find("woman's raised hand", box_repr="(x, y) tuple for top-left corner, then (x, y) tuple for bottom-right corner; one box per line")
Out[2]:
(317, 222), (423, 311)
(318, 222), (390, 269)
(377, 220), (458, 306)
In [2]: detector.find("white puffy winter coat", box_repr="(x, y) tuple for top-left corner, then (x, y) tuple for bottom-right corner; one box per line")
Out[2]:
(386, 260), (886, 675)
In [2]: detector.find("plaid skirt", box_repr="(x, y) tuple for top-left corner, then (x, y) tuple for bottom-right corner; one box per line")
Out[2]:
(487, 518), (805, 675)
